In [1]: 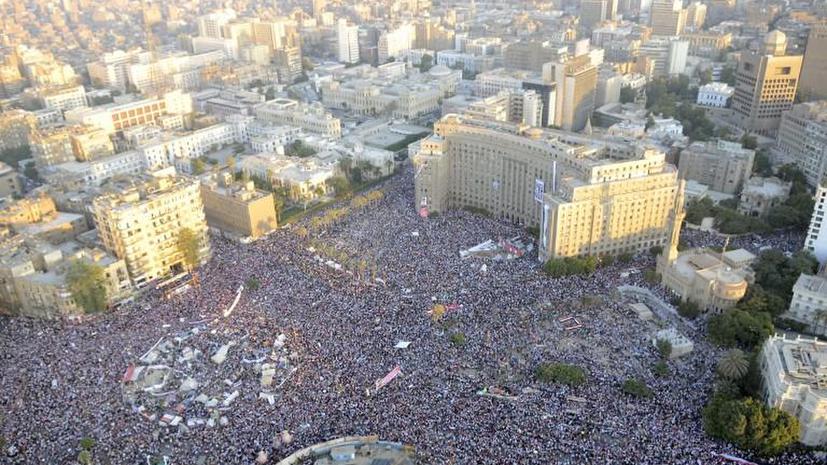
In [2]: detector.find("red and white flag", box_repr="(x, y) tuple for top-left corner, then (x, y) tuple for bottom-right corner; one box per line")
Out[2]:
(375, 365), (402, 391)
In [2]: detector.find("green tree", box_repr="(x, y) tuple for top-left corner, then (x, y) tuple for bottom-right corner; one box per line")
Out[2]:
(736, 287), (787, 317)
(66, 260), (108, 313)
(720, 66), (737, 86)
(620, 86), (637, 104)
(419, 53), (434, 72)
(327, 176), (351, 197)
(653, 360), (669, 377)
(717, 349), (750, 380)
(535, 363), (587, 386)
(703, 394), (799, 456)
(176, 227), (201, 272)
(656, 338), (672, 359)
(677, 300), (701, 319)
(191, 158), (206, 175)
(621, 378), (653, 398)
(450, 332), (467, 346)
(78, 450), (92, 465)
(708, 309), (774, 349)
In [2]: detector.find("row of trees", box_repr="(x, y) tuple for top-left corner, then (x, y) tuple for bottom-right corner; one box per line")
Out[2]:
(543, 249), (651, 277)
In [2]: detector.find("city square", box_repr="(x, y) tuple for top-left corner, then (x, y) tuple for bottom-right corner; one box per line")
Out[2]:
(0, 169), (818, 465)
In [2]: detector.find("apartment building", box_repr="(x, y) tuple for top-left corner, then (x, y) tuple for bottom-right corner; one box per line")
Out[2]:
(784, 274), (827, 337)
(0, 110), (37, 153)
(0, 163), (21, 199)
(36, 85), (88, 112)
(799, 23), (827, 101)
(0, 235), (130, 319)
(678, 140), (754, 194)
(337, 19), (360, 64)
(543, 56), (598, 131)
(413, 115), (682, 261)
(776, 101), (827, 188)
(92, 171), (210, 285)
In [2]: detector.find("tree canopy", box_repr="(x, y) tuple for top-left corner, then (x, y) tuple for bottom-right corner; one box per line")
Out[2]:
(703, 394), (799, 456)
(176, 227), (202, 272)
(65, 260), (108, 313)
(708, 309), (774, 349)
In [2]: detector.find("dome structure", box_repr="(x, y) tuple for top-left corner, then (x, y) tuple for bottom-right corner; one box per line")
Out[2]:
(428, 64), (452, 77)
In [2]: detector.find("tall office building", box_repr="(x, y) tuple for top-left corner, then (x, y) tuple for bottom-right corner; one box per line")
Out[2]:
(731, 30), (803, 137)
(413, 115), (682, 260)
(650, 0), (687, 36)
(639, 37), (689, 77)
(544, 55), (598, 131)
(799, 23), (827, 101)
(580, 0), (613, 30)
(337, 19), (360, 64)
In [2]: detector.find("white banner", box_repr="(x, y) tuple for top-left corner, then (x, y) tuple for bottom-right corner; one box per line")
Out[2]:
(534, 178), (545, 203)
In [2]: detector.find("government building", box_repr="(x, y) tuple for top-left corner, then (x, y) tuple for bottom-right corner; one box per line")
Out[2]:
(412, 115), (683, 260)
(760, 334), (827, 447)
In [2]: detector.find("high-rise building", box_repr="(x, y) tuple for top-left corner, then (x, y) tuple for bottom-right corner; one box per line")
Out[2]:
(684, 2), (707, 32)
(650, 0), (687, 36)
(197, 9), (237, 39)
(504, 40), (567, 73)
(799, 23), (827, 101)
(378, 24), (415, 63)
(639, 37), (689, 77)
(413, 115), (682, 260)
(337, 19), (360, 64)
(805, 182), (827, 265)
(731, 30), (803, 137)
(92, 170), (210, 285)
(580, 0), (611, 30)
(776, 101), (827, 188)
(543, 55), (598, 131)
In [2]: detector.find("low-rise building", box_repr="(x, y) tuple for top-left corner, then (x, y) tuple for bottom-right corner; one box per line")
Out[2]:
(36, 85), (88, 112)
(738, 177), (792, 218)
(696, 82), (733, 108)
(200, 172), (278, 240)
(678, 140), (754, 195)
(0, 110), (37, 153)
(92, 170), (210, 285)
(254, 98), (341, 138)
(0, 193), (88, 244)
(658, 246), (753, 313)
(238, 153), (336, 202)
(760, 334), (827, 447)
(784, 274), (827, 337)
(0, 235), (130, 319)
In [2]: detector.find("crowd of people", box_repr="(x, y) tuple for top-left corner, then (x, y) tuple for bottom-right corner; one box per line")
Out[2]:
(0, 168), (822, 465)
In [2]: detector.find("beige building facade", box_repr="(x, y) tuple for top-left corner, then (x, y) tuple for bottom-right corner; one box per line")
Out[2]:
(731, 31), (803, 137)
(678, 140), (755, 194)
(413, 115), (683, 261)
(200, 172), (278, 240)
(92, 171), (210, 285)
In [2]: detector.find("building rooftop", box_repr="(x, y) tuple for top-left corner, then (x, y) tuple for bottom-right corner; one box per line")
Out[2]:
(766, 334), (827, 393)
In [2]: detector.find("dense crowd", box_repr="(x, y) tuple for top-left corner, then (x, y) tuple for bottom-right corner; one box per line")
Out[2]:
(0, 168), (821, 465)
